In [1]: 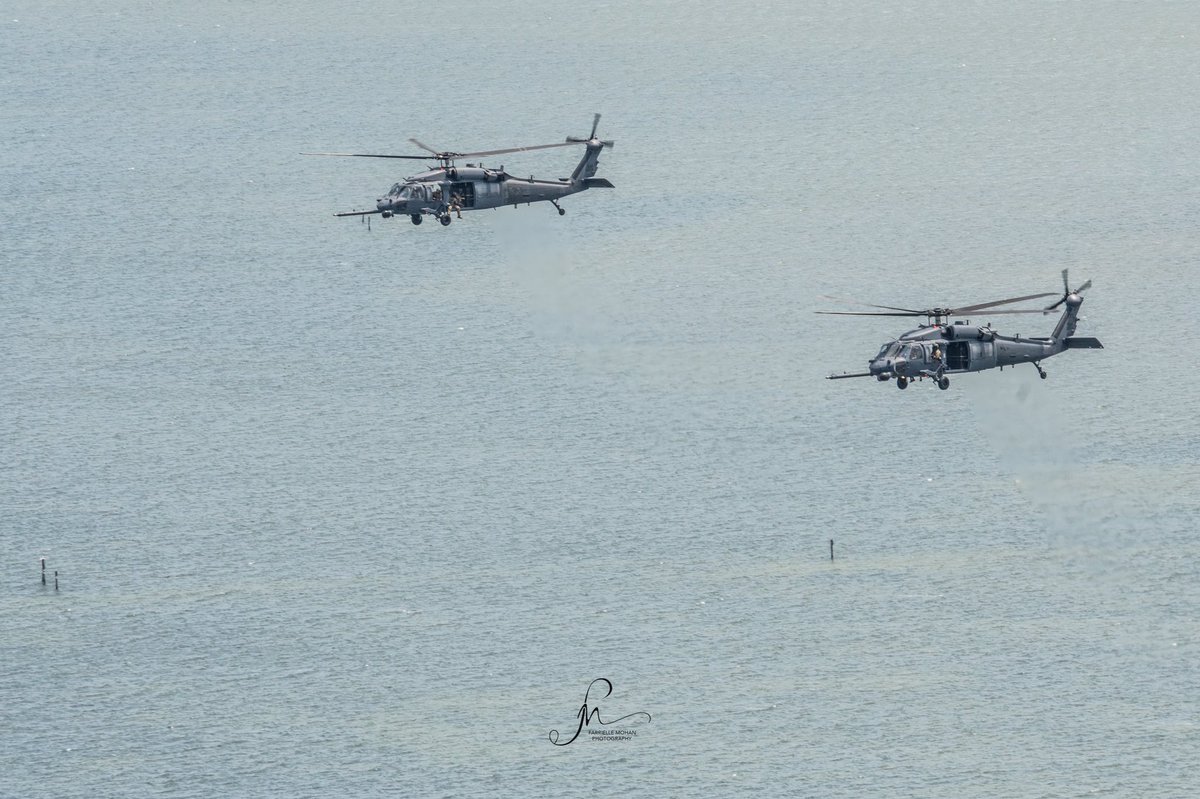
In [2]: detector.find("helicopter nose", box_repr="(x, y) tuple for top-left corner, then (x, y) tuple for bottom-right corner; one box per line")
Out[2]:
(870, 358), (891, 376)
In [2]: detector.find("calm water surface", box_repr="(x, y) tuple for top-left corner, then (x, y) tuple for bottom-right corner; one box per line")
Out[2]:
(2, 2), (1198, 796)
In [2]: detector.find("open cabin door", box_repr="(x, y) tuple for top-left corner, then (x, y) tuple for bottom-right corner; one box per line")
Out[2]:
(946, 341), (970, 370)
(449, 182), (476, 208)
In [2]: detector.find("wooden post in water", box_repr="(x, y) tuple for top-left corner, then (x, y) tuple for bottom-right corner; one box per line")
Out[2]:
(41, 557), (46, 586)
(830, 539), (834, 562)
(54, 571), (59, 591)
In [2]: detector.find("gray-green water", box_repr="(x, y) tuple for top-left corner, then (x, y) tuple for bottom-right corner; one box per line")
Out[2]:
(3, 2), (1198, 796)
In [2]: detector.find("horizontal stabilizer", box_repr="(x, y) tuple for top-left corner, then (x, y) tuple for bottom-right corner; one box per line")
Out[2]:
(1065, 337), (1104, 349)
(582, 177), (614, 188)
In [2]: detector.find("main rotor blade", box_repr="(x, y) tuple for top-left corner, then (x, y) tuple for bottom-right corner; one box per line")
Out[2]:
(816, 308), (1049, 319)
(455, 141), (582, 158)
(815, 311), (925, 317)
(848, 302), (926, 313)
(408, 138), (442, 155)
(819, 294), (925, 314)
(302, 151), (434, 160)
(950, 292), (1056, 314)
(963, 309), (1054, 315)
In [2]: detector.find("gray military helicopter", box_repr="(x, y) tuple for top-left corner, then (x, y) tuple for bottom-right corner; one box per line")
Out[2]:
(821, 270), (1103, 390)
(304, 114), (613, 227)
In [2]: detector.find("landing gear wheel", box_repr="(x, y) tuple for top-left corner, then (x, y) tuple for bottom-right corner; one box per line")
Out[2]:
(557, 207), (566, 216)
(896, 376), (909, 390)
(439, 214), (452, 226)
(938, 376), (950, 390)
(411, 214), (422, 225)
(1039, 369), (1047, 380)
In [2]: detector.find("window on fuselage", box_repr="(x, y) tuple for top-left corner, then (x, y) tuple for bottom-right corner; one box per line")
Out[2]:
(906, 345), (924, 361)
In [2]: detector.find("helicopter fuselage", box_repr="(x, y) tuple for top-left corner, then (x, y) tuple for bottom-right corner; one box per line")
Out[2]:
(374, 166), (600, 220)
(869, 323), (1057, 379)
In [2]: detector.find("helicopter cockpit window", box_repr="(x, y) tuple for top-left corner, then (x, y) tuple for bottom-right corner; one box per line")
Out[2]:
(388, 183), (403, 196)
(876, 343), (890, 358)
(907, 345), (923, 361)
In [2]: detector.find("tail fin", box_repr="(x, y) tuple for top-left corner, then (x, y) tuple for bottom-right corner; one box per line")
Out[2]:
(568, 113), (613, 184)
(1050, 300), (1082, 345)
(570, 142), (606, 182)
(1047, 270), (1093, 353)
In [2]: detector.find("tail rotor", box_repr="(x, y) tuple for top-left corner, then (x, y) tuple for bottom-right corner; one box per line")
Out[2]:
(566, 113), (614, 148)
(1044, 269), (1092, 311)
